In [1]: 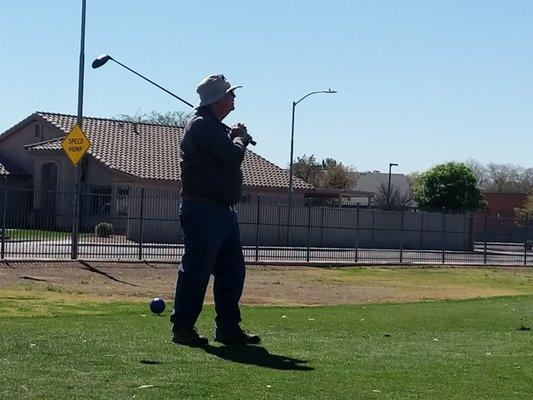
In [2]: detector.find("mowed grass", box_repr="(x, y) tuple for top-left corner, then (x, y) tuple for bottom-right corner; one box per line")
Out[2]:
(329, 267), (533, 299)
(0, 293), (532, 399)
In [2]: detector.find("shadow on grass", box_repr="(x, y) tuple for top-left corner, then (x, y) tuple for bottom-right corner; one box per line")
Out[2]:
(79, 260), (138, 286)
(140, 359), (164, 365)
(19, 275), (53, 282)
(203, 344), (314, 371)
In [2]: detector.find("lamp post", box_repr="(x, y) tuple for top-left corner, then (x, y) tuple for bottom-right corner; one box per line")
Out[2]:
(387, 162), (398, 205)
(71, 0), (87, 259)
(287, 89), (337, 244)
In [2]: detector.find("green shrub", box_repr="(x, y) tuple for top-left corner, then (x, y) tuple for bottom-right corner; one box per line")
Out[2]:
(94, 222), (114, 238)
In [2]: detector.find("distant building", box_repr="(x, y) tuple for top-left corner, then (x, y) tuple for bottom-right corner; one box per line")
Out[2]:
(351, 171), (412, 207)
(478, 192), (528, 219)
(305, 188), (375, 207)
(296, 170), (413, 207)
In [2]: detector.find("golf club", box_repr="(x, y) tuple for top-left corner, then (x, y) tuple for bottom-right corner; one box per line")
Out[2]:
(92, 54), (256, 145)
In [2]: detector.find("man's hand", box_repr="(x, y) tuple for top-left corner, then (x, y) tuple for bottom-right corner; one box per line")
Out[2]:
(230, 123), (246, 139)
(230, 123), (253, 146)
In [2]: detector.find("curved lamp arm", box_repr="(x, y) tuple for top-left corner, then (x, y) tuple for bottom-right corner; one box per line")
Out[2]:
(294, 89), (337, 106)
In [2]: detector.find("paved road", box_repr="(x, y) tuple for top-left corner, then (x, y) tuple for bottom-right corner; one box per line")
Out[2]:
(2, 239), (531, 266)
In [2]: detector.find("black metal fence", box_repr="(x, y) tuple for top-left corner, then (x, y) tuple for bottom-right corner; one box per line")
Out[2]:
(0, 184), (531, 266)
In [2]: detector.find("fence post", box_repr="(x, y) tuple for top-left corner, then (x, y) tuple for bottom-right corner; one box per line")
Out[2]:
(255, 195), (261, 262)
(1, 188), (6, 259)
(276, 204), (281, 245)
(483, 214), (488, 265)
(138, 187), (145, 260)
(286, 197), (291, 247)
(355, 208), (360, 263)
(320, 206), (325, 247)
(306, 200), (311, 262)
(420, 212), (424, 249)
(441, 207), (446, 264)
(400, 211), (404, 264)
(469, 215), (475, 251)
(462, 214), (467, 251)
(371, 209), (376, 247)
(524, 212), (528, 267)
(70, 182), (80, 259)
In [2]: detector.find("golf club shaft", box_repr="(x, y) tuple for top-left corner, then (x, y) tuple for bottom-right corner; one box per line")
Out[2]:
(111, 59), (194, 108)
(111, 58), (256, 146)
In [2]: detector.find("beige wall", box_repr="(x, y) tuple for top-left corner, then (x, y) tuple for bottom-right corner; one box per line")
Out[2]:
(0, 119), (64, 174)
(30, 152), (146, 231)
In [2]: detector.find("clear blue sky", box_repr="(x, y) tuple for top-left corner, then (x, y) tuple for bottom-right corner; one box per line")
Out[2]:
(1, 0), (532, 174)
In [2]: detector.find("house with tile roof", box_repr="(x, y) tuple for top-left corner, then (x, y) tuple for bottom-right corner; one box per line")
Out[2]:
(0, 112), (313, 241)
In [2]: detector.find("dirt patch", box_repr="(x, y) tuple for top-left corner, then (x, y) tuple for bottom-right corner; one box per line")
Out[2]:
(1, 261), (532, 306)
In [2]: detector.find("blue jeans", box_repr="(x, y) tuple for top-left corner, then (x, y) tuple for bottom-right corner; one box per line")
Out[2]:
(170, 199), (245, 332)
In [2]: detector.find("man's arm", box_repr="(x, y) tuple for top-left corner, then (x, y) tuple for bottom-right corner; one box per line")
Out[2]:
(193, 118), (246, 169)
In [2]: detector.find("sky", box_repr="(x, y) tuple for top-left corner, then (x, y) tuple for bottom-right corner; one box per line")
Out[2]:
(1, 0), (532, 174)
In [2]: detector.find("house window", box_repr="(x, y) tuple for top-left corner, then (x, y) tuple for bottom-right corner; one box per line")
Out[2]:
(34, 124), (42, 139)
(91, 186), (112, 215)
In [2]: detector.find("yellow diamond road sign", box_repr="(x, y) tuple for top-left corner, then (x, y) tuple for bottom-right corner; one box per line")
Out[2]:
(62, 124), (91, 166)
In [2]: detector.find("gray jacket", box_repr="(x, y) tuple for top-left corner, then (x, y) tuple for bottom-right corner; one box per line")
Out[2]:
(180, 107), (246, 205)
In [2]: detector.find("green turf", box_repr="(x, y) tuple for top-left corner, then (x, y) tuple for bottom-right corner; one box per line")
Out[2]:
(335, 267), (533, 292)
(0, 296), (531, 399)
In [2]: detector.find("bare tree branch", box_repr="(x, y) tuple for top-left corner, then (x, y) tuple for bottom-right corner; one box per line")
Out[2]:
(374, 183), (413, 210)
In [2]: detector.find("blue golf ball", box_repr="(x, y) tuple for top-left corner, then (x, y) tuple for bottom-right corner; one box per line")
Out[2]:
(149, 298), (166, 315)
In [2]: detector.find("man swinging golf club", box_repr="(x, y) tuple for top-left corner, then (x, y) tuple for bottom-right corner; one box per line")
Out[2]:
(170, 74), (260, 347)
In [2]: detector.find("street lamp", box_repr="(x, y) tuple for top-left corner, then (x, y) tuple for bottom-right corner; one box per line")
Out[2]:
(287, 89), (337, 244)
(71, 0), (87, 259)
(288, 90), (337, 200)
(387, 163), (399, 204)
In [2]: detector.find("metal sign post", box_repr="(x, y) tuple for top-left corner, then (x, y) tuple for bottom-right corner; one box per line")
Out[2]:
(68, 0), (87, 259)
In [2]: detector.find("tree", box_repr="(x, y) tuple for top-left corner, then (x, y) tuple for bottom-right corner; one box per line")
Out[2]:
(117, 110), (190, 126)
(293, 154), (322, 187)
(486, 163), (524, 192)
(406, 171), (422, 193)
(514, 194), (533, 219)
(320, 159), (357, 189)
(292, 154), (357, 189)
(464, 159), (533, 193)
(414, 162), (484, 213)
(520, 168), (533, 193)
(464, 158), (491, 189)
(374, 183), (413, 211)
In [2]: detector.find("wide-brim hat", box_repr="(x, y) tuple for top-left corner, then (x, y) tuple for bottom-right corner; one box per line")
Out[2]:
(196, 74), (242, 107)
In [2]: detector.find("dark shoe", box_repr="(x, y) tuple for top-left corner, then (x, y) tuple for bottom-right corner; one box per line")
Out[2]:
(214, 325), (261, 346)
(172, 326), (208, 347)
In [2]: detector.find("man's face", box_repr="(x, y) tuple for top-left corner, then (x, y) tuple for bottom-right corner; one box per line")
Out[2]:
(215, 90), (236, 117)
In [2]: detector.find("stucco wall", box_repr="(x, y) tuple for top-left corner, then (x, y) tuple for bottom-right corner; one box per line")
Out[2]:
(0, 119), (63, 174)
(124, 184), (310, 244)
(237, 203), (472, 251)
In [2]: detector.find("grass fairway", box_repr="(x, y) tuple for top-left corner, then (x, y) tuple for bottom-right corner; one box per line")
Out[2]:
(0, 294), (531, 399)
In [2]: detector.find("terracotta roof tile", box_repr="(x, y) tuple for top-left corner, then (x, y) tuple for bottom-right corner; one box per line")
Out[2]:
(26, 112), (312, 189)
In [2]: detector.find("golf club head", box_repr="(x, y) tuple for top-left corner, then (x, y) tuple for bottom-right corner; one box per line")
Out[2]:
(92, 54), (113, 69)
